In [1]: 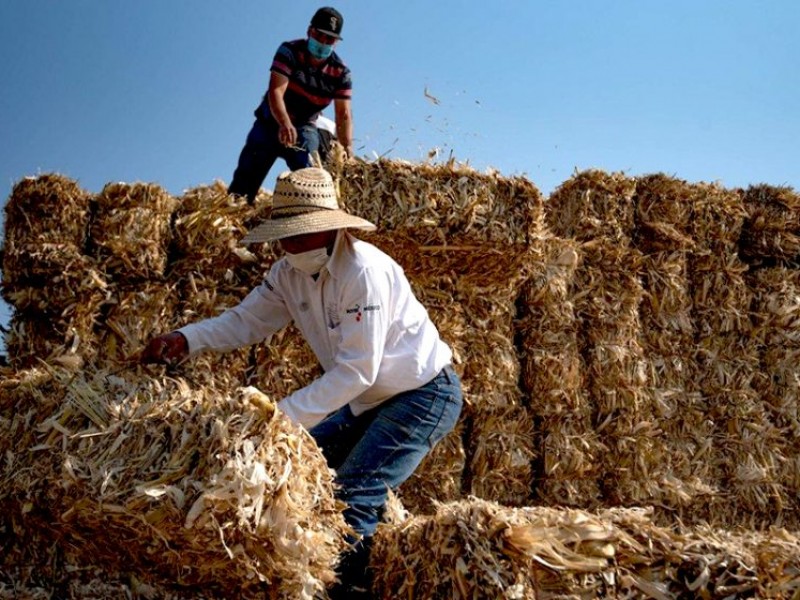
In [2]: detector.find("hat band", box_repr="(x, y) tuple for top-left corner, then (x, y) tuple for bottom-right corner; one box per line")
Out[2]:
(271, 204), (336, 219)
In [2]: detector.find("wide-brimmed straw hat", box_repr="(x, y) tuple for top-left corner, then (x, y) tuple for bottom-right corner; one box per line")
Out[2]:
(240, 168), (375, 244)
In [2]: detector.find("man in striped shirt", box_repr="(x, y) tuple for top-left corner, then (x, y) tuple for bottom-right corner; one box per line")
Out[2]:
(228, 7), (353, 204)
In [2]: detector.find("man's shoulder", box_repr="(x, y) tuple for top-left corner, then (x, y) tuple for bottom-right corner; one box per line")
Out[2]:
(348, 237), (398, 272)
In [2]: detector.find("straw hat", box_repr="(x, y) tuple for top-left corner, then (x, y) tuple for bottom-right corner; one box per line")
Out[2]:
(241, 168), (375, 244)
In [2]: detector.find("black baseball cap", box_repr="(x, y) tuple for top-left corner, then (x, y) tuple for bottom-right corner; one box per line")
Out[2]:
(310, 7), (344, 40)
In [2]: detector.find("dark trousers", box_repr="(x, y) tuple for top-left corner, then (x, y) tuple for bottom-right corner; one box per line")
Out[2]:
(310, 366), (463, 599)
(228, 118), (321, 203)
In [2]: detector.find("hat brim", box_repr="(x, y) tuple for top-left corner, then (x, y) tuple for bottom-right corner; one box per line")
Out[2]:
(314, 28), (342, 40)
(241, 210), (375, 244)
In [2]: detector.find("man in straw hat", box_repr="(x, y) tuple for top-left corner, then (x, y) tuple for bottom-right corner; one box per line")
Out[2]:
(228, 6), (354, 204)
(142, 167), (463, 598)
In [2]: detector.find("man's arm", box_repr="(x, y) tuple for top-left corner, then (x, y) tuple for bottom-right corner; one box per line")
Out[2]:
(334, 98), (353, 158)
(268, 71), (297, 148)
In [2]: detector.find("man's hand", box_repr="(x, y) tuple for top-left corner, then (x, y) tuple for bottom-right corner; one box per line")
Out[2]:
(140, 332), (189, 365)
(278, 123), (298, 148)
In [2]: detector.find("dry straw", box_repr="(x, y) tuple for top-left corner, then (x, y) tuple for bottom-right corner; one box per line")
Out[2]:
(1, 366), (349, 599)
(90, 181), (178, 281)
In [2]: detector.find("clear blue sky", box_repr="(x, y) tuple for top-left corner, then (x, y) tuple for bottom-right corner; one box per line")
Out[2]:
(1, 0), (799, 351)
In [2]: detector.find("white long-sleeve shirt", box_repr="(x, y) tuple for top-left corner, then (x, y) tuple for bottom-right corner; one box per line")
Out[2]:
(179, 231), (452, 429)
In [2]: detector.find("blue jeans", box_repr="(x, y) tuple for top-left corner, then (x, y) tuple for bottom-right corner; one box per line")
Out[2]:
(310, 365), (463, 538)
(228, 118), (320, 203)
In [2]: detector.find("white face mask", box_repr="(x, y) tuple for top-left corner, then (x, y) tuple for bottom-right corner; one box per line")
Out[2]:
(285, 247), (330, 275)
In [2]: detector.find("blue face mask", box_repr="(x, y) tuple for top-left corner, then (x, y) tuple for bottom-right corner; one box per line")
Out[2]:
(307, 36), (334, 60)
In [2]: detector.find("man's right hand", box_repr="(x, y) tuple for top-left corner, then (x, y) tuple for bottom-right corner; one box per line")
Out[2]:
(278, 123), (298, 148)
(140, 332), (189, 365)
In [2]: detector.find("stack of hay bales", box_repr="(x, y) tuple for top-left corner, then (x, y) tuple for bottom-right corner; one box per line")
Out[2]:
(684, 181), (786, 527)
(167, 181), (268, 388)
(0, 176), (351, 599)
(741, 183), (800, 526)
(330, 156), (546, 510)
(90, 181), (180, 367)
(4, 163), (800, 597)
(1, 175), (106, 367)
(533, 170), (652, 508)
(632, 174), (717, 517)
(0, 365), (349, 599)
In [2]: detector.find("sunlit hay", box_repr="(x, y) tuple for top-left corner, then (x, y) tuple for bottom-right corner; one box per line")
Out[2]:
(0, 243), (108, 316)
(516, 237), (604, 507)
(0, 174), (103, 316)
(517, 237), (586, 414)
(570, 240), (659, 505)
(4, 293), (105, 370)
(465, 405), (536, 506)
(90, 181), (179, 282)
(636, 352), (725, 519)
(360, 232), (542, 291)
(689, 253), (753, 338)
(170, 181), (262, 282)
(371, 500), (800, 599)
(96, 282), (182, 369)
(535, 415), (604, 509)
(3, 173), (91, 274)
(3, 366), (349, 599)
(2, 173), (91, 250)
(632, 173), (696, 253)
(740, 183), (800, 266)
(688, 181), (747, 255)
(545, 169), (637, 245)
(329, 154), (546, 246)
(397, 422), (466, 515)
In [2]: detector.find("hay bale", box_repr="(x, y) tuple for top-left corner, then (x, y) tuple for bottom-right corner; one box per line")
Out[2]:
(748, 266), (800, 346)
(2, 174), (91, 250)
(639, 250), (695, 350)
(371, 499), (800, 599)
(465, 405), (536, 506)
(633, 173), (696, 253)
(2, 367), (349, 599)
(545, 169), (636, 245)
(250, 326), (322, 399)
(689, 253), (753, 337)
(96, 282), (182, 368)
(90, 182), (178, 281)
(740, 184), (800, 265)
(170, 181), (263, 281)
(688, 181), (747, 254)
(330, 155), (545, 246)
(1, 175), (102, 315)
(3, 293), (105, 369)
(517, 237), (603, 507)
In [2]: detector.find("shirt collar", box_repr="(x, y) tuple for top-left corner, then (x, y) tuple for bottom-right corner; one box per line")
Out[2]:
(324, 229), (349, 279)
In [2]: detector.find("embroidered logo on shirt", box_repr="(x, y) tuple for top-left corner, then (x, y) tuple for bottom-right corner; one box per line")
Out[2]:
(345, 303), (380, 322)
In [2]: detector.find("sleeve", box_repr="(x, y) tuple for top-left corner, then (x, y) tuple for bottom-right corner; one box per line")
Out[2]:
(179, 270), (292, 355)
(278, 267), (391, 428)
(270, 42), (296, 79)
(333, 64), (352, 100)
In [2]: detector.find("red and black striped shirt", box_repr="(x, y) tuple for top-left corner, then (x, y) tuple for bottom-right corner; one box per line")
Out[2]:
(255, 38), (352, 126)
